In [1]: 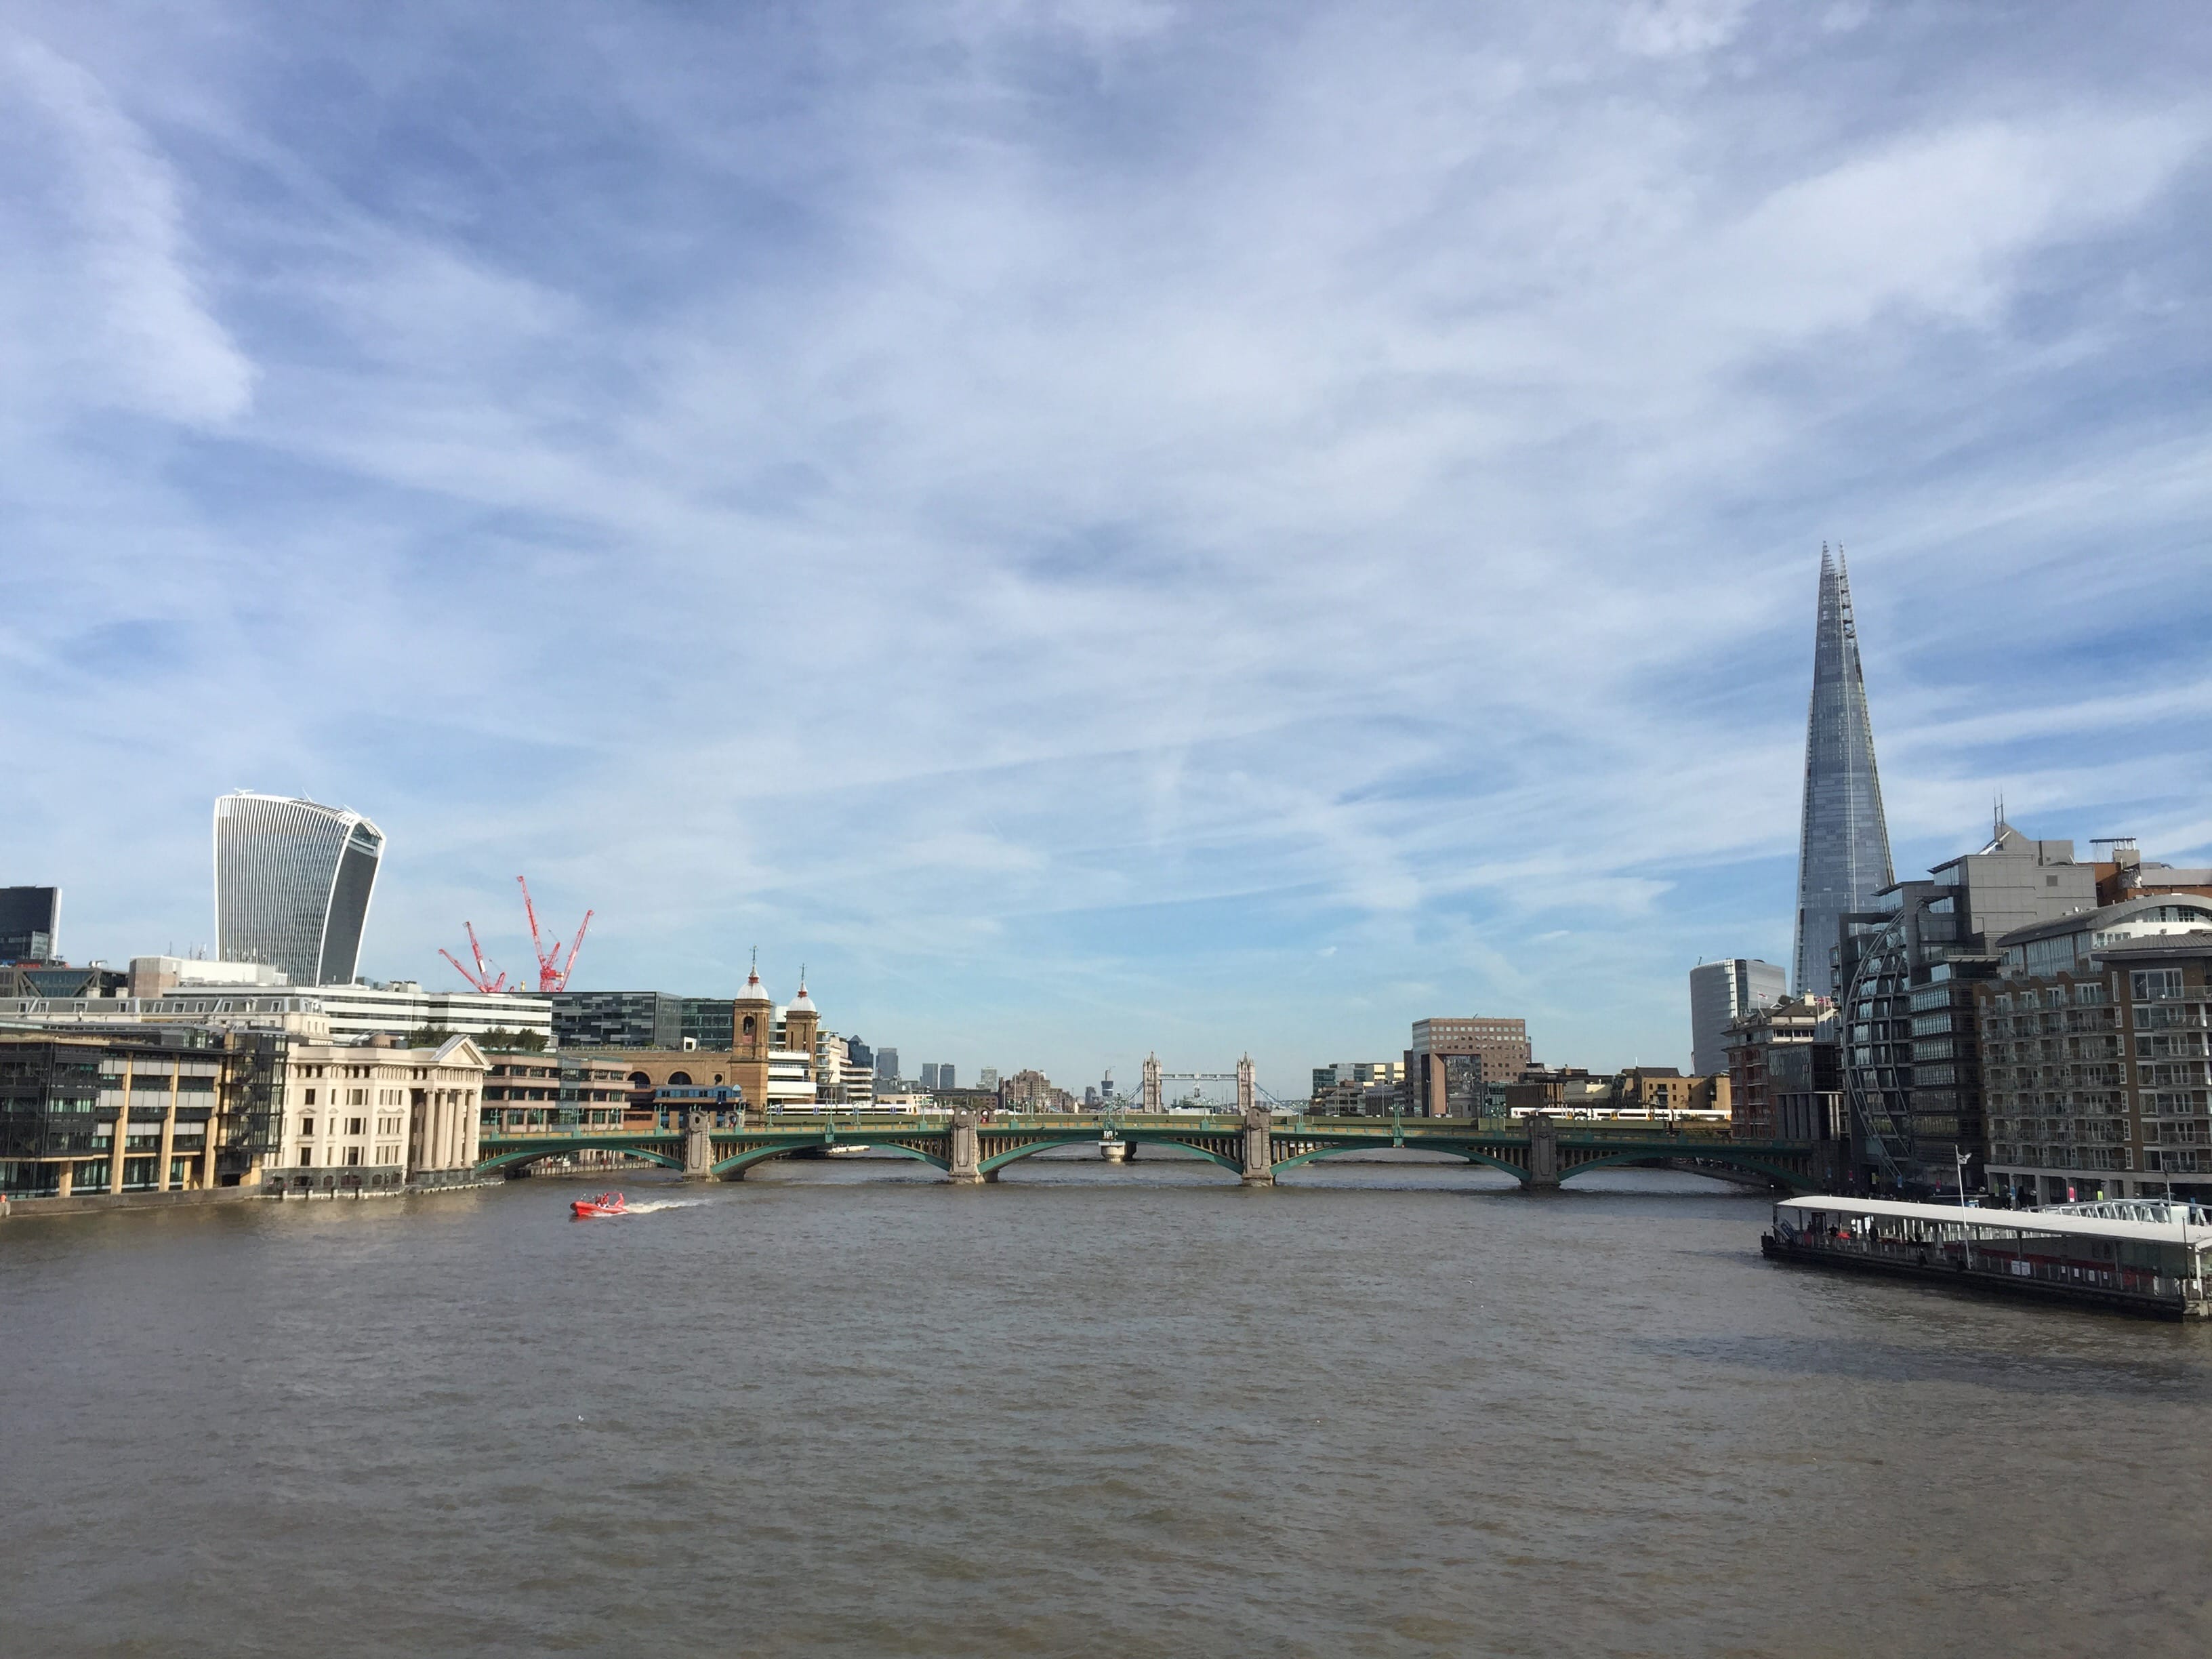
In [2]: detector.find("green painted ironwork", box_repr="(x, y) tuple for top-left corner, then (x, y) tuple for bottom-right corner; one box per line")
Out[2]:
(475, 1115), (1828, 1191)
(711, 1136), (951, 1177)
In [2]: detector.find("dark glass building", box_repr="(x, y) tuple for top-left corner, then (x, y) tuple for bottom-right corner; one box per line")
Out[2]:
(548, 991), (736, 1050)
(1793, 549), (1894, 996)
(0, 886), (60, 962)
(0, 1028), (285, 1197)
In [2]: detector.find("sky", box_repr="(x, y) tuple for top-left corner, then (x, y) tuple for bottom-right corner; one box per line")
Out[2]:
(4, 0), (2209, 1096)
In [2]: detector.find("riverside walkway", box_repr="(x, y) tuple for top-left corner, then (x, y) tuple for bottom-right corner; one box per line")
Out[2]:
(477, 1108), (1841, 1191)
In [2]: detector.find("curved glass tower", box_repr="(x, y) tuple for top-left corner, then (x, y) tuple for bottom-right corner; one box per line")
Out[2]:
(213, 793), (384, 985)
(1793, 548), (1893, 996)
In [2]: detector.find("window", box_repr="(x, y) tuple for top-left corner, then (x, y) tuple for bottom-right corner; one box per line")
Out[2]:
(344, 1147), (362, 1166)
(301, 1117), (316, 1136)
(298, 1146), (314, 1166)
(346, 1118), (365, 1135)
(2133, 969), (2185, 1002)
(304, 1087), (317, 1106)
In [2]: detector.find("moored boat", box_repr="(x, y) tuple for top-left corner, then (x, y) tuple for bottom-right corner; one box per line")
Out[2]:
(1762, 1195), (2211, 1319)
(571, 1191), (628, 1218)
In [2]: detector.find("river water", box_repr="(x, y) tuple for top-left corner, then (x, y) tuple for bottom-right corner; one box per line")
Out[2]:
(5, 1155), (2209, 1657)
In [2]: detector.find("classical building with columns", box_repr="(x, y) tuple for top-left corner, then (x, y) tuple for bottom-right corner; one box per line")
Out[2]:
(266, 1033), (489, 1193)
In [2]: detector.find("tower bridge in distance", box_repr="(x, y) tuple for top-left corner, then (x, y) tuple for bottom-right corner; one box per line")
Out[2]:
(480, 1099), (1841, 1193)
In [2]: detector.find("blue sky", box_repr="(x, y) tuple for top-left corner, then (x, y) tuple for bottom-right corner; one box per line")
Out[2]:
(4, 1), (2209, 1094)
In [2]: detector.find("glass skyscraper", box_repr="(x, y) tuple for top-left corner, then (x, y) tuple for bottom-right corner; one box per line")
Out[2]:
(1792, 548), (1893, 996)
(213, 793), (384, 985)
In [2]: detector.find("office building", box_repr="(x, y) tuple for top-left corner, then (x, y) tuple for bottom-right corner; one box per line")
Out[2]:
(1837, 819), (2100, 1191)
(920, 1063), (940, 1091)
(846, 1036), (874, 1072)
(213, 792), (385, 985)
(979, 1067), (998, 1091)
(1793, 549), (1893, 996)
(0, 1027), (287, 1198)
(936, 1063), (955, 1091)
(1978, 899), (2212, 1205)
(1310, 1061), (1406, 1115)
(0, 886), (60, 962)
(1689, 959), (1786, 1076)
(874, 1047), (901, 1087)
(546, 991), (735, 1050)
(1723, 998), (1832, 1140)
(1405, 1017), (1531, 1117)
(0, 977), (552, 1046)
(481, 1051), (630, 1131)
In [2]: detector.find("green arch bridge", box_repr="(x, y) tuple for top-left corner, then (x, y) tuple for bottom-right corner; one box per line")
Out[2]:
(476, 1110), (1843, 1191)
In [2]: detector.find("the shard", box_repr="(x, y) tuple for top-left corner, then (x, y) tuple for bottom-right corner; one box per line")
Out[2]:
(1792, 547), (1893, 996)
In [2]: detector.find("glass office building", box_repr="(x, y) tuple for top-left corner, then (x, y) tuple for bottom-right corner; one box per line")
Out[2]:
(1793, 548), (1894, 996)
(213, 793), (384, 986)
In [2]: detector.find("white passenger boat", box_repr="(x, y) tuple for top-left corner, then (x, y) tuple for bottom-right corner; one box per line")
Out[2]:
(1763, 1195), (2211, 1319)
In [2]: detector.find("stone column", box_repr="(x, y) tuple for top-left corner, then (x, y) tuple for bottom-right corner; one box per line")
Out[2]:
(155, 1091), (178, 1192)
(683, 1109), (714, 1179)
(56, 1162), (74, 1197)
(948, 1110), (983, 1185)
(1525, 1113), (1559, 1189)
(1242, 1102), (1275, 1187)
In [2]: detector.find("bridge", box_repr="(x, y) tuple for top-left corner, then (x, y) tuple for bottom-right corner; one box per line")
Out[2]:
(476, 1107), (1841, 1191)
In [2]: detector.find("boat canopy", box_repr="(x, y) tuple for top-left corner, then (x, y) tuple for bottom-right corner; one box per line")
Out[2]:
(1776, 1195), (2210, 1252)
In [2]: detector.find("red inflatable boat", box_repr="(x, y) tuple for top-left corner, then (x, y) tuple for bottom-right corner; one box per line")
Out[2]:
(571, 1191), (628, 1218)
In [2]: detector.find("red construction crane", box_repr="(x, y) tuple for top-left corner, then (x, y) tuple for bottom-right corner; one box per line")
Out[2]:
(439, 921), (508, 994)
(518, 875), (592, 993)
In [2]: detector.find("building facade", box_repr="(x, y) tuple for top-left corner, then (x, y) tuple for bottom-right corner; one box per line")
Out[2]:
(1724, 998), (1832, 1141)
(0, 981), (552, 1046)
(1310, 1060), (1407, 1115)
(0, 885), (60, 962)
(1793, 548), (1893, 996)
(1977, 902), (2212, 1206)
(1405, 1017), (1532, 1117)
(0, 1027), (287, 1198)
(1689, 958), (1786, 1076)
(546, 991), (735, 1050)
(565, 966), (819, 1113)
(268, 1034), (489, 1193)
(1838, 821), (2100, 1191)
(213, 792), (385, 986)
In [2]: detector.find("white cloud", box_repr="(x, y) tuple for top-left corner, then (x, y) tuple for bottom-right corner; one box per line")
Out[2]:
(0, 36), (253, 425)
(1, 1), (2207, 1085)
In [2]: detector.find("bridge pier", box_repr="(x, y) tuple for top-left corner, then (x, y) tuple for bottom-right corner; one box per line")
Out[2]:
(1241, 1101), (1273, 1187)
(683, 1111), (714, 1181)
(948, 1111), (983, 1185)
(1525, 1114), (1559, 1189)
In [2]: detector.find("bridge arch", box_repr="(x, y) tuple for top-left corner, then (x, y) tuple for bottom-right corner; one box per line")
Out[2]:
(1270, 1142), (1532, 1185)
(712, 1140), (951, 1179)
(478, 1141), (684, 1176)
(978, 1131), (1243, 1178)
(1557, 1148), (1803, 1189)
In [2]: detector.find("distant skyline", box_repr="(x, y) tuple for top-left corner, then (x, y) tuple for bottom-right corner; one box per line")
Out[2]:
(4, 3), (2209, 1091)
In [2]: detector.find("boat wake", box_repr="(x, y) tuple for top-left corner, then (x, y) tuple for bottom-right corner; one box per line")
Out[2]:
(619, 1199), (704, 1214)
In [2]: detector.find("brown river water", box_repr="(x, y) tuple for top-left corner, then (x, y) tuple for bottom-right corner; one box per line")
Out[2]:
(4, 1153), (2209, 1657)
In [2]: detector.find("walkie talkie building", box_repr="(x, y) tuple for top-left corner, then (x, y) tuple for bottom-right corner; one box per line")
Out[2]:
(1793, 548), (1893, 996)
(213, 793), (385, 986)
